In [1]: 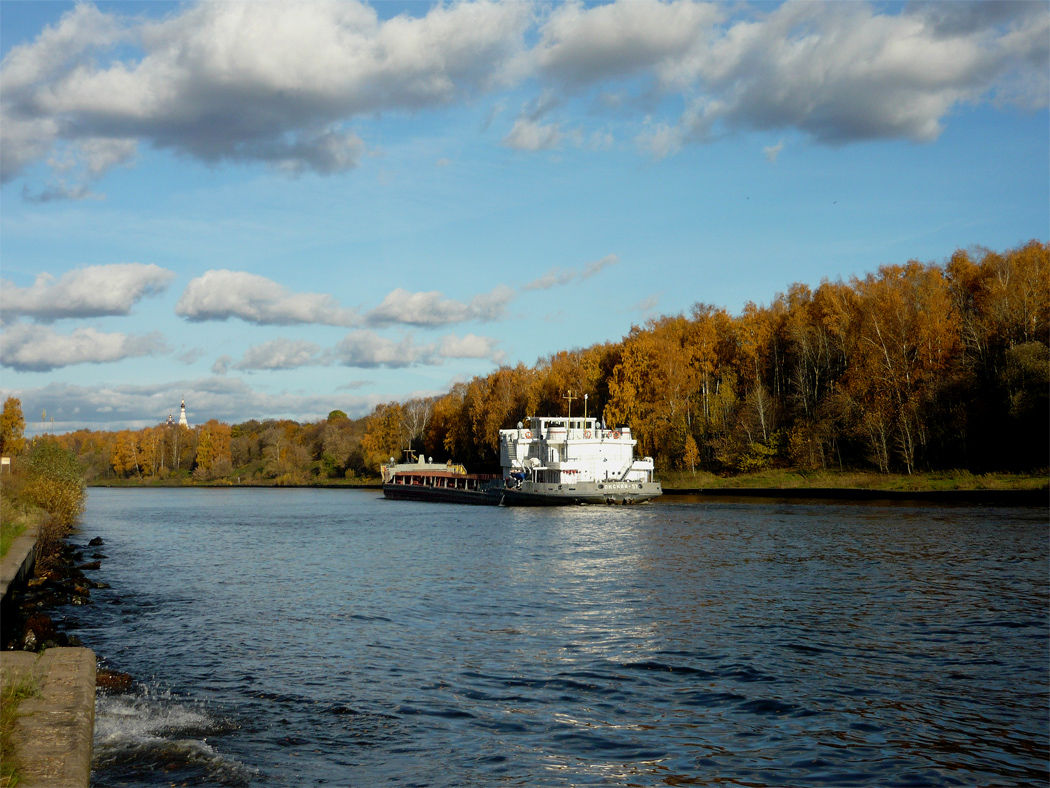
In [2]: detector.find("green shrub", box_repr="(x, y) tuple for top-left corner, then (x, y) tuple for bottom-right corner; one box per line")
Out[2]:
(21, 440), (85, 531)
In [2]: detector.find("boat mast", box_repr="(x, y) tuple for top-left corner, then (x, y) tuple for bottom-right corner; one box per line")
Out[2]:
(563, 389), (576, 431)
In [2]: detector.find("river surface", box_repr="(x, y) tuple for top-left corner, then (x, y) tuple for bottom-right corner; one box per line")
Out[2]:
(66, 488), (1046, 787)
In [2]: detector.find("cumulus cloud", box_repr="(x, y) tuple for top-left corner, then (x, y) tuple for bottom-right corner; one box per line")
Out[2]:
(365, 285), (513, 328)
(534, 0), (721, 86)
(232, 338), (323, 371)
(1, 263), (176, 323)
(328, 329), (503, 367)
(2, 0), (530, 185)
(0, 324), (168, 372)
(0, 377), (384, 434)
(329, 330), (437, 368)
(439, 333), (503, 363)
(176, 270), (359, 326)
(523, 254), (618, 291)
(2, 0), (1045, 185)
(636, 1), (1049, 155)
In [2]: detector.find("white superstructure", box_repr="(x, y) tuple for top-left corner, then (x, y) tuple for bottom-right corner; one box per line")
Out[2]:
(499, 417), (657, 486)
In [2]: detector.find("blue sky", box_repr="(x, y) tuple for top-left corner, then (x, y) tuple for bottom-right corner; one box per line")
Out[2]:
(1, 0), (1047, 434)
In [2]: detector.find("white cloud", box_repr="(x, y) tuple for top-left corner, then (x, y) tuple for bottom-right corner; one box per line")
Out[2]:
(2, 0), (530, 183)
(581, 253), (618, 279)
(1, 4), (125, 95)
(523, 254), (618, 291)
(0, 324), (168, 372)
(212, 355), (233, 376)
(1, 263), (176, 323)
(176, 270), (359, 326)
(523, 268), (575, 292)
(763, 139), (785, 163)
(651, 1), (1049, 149)
(439, 333), (503, 362)
(2, 0), (1045, 185)
(21, 137), (139, 201)
(0, 377), (384, 434)
(329, 330), (438, 368)
(177, 348), (205, 365)
(502, 90), (564, 151)
(232, 338), (323, 371)
(365, 285), (513, 328)
(0, 3), (132, 193)
(327, 329), (504, 368)
(535, 0), (721, 86)
(502, 117), (563, 151)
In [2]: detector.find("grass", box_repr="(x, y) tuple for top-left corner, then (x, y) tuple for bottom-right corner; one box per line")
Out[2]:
(0, 520), (26, 560)
(0, 675), (38, 788)
(0, 497), (40, 560)
(660, 467), (1050, 492)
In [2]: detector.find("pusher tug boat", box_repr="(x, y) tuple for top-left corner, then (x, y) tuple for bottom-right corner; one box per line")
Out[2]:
(497, 416), (662, 505)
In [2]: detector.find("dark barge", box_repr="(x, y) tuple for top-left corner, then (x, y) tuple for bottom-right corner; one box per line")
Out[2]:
(381, 456), (501, 506)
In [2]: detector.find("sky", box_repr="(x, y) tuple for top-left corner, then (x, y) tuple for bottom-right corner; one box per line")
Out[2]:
(1, 0), (1047, 436)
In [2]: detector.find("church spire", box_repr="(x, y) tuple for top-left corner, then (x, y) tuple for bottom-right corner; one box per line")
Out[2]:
(179, 398), (189, 428)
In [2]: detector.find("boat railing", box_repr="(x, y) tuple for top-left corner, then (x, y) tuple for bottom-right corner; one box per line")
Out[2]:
(613, 459), (634, 481)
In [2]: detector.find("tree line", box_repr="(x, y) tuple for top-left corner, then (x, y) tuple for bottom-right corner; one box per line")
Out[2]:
(364, 241), (1048, 476)
(0, 241), (1045, 482)
(0, 409), (372, 485)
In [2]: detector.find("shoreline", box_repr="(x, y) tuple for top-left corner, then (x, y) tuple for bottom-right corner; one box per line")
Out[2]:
(83, 482), (1049, 506)
(661, 487), (1048, 506)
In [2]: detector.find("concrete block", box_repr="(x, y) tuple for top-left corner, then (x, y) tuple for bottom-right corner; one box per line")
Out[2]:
(1, 647), (96, 788)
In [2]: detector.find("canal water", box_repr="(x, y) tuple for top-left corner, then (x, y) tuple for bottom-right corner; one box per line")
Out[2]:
(68, 488), (1046, 787)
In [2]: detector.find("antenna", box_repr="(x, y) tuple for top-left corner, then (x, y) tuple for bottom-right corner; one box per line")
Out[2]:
(563, 390), (576, 424)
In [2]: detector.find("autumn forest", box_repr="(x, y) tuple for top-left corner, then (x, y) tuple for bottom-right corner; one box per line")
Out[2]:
(2, 241), (1047, 484)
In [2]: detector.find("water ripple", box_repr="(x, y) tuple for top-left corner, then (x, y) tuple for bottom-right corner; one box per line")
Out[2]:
(77, 490), (1048, 787)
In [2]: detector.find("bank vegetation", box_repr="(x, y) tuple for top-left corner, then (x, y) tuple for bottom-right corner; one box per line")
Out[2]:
(0, 426), (86, 571)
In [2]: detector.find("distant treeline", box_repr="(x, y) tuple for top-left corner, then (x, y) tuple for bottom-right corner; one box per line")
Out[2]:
(4, 241), (1046, 482)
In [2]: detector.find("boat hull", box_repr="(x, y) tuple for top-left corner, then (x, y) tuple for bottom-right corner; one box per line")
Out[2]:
(382, 483), (501, 506)
(499, 480), (662, 506)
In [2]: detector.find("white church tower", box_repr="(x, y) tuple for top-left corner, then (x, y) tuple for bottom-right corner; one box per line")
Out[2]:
(179, 399), (190, 428)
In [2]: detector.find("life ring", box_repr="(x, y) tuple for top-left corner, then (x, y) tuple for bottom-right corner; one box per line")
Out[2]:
(584, 430), (591, 438)
(524, 431), (532, 439)
(612, 431), (621, 439)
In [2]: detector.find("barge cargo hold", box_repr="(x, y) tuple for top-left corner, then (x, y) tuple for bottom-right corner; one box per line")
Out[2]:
(381, 456), (501, 506)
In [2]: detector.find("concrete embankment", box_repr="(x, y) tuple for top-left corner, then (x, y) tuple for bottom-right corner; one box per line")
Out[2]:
(2, 527), (97, 788)
(1, 519), (40, 605)
(1, 648), (96, 787)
